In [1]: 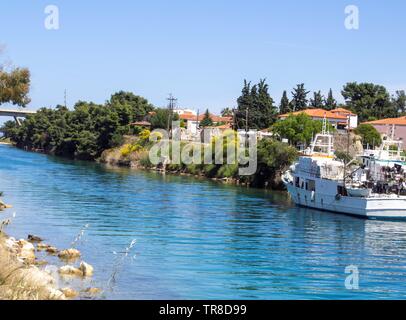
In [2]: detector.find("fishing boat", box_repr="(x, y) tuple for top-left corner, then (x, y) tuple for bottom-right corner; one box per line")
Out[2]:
(282, 119), (406, 220)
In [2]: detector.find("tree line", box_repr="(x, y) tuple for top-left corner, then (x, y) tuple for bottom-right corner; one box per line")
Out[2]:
(232, 79), (406, 129)
(0, 90), (181, 160)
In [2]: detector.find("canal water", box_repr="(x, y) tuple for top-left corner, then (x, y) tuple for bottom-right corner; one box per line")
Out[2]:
(1, 144), (406, 299)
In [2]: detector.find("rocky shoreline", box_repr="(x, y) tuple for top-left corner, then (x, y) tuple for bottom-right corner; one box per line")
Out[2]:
(0, 201), (101, 300)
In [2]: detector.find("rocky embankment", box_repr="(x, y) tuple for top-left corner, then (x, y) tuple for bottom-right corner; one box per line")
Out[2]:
(333, 132), (364, 158)
(0, 201), (101, 300)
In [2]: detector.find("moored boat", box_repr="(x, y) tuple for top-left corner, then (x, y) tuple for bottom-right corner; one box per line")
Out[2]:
(283, 121), (406, 220)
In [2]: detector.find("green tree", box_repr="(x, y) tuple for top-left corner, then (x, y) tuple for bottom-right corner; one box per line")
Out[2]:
(236, 79), (277, 129)
(342, 82), (396, 122)
(392, 90), (406, 115)
(108, 91), (154, 122)
(272, 113), (333, 146)
(279, 90), (290, 114)
(250, 139), (298, 188)
(200, 109), (213, 127)
(324, 89), (337, 110)
(290, 84), (310, 111)
(1, 91), (157, 160)
(354, 123), (382, 148)
(309, 91), (324, 109)
(149, 108), (179, 130)
(221, 107), (233, 117)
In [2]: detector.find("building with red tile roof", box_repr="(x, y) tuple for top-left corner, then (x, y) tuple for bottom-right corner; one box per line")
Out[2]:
(363, 117), (406, 148)
(278, 108), (358, 129)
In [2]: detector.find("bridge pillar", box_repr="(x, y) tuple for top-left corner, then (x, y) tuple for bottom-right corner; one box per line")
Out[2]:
(13, 116), (22, 127)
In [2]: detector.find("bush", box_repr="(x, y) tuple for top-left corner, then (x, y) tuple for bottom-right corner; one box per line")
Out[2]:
(354, 124), (382, 147)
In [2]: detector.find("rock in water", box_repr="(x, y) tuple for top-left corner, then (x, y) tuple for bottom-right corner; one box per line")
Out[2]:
(83, 287), (102, 295)
(61, 288), (79, 299)
(37, 243), (50, 251)
(79, 261), (94, 277)
(46, 246), (59, 255)
(28, 234), (43, 242)
(58, 266), (83, 277)
(58, 248), (81, 260)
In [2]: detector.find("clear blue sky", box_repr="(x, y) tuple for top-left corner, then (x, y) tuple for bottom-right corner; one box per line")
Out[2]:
(1, 0), (406, 116)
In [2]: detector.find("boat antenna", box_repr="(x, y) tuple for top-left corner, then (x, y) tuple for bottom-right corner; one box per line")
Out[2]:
(322, 113), (328, 135)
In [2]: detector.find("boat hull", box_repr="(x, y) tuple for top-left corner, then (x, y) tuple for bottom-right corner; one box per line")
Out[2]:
(286, 184), (406, 219)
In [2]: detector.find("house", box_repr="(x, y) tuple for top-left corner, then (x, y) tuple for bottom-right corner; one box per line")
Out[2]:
(200, 124), (233, 141)
(330, 108), (358, 129)
(179, 112), (233, 135)
(363, 116), (406, 149)
(278, 108), (358, 130)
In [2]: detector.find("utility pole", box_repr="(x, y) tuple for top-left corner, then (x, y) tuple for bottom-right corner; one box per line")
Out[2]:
(232, 108), (236, 131)
(166, 94), (177, 138)
(245, 107), (249, 148)
(64, 89), (67, 108)
(245, 107), (249, 133)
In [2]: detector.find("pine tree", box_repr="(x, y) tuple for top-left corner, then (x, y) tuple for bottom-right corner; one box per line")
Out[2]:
(221, 107), (233, 117)
(324, 89), (337, 110)
(309, 91), (324, 109)
(392, 90), (406, 115)
(236, 79), (277, 129)
(200, 109), (213, 127)
(290, 84), (310, 111)
(279, 90), (290, 114)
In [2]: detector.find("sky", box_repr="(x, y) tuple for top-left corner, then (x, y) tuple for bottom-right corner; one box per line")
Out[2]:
(1, 0), (406, 119)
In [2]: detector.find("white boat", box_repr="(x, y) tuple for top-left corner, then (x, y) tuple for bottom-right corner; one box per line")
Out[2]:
(283, 120), (406, 220)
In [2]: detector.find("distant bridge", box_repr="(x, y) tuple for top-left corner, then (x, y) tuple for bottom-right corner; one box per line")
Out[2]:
(0, 109), (37, 126)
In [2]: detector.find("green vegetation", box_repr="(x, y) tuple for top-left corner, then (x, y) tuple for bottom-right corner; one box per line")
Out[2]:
(221, 107), (233, 117)
(354, 123), (382, 147)
(290, 83), (310, 112)
(111, 129), (298, 189)
(279, 90), (290, 114)
(235, 79), (277, 130)
(309, 91), (324, 109)
(341, 82), (396, 122)
(1, 92), (154, 160)
(324, 89), (337, 110)
(200, 109), (213, 127)
(149, 108), (179, 130)
(272, 113), (334, 147)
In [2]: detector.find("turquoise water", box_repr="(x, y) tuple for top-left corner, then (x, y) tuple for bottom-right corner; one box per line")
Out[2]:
(1, 144), (406, 299)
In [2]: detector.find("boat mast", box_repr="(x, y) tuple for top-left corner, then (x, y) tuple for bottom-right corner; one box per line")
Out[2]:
(344, 116), (351, 188)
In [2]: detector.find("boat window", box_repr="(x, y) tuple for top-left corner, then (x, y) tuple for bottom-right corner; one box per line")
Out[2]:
(337, 186), (348, 196)
(306, 180), (316, 192)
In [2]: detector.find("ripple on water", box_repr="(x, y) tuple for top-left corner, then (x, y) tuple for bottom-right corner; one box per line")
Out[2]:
(2, 145), (406, 299)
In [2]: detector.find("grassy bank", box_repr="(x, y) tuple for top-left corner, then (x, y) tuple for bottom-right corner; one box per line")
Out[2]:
(100, 131), (299, 189)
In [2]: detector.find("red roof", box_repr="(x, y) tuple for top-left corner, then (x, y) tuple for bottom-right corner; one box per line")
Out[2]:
(331, 108), (356, 116)
(180, 113), (232, 123)
(279, 108), (347, 120)
(364, 116), (406, 126)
